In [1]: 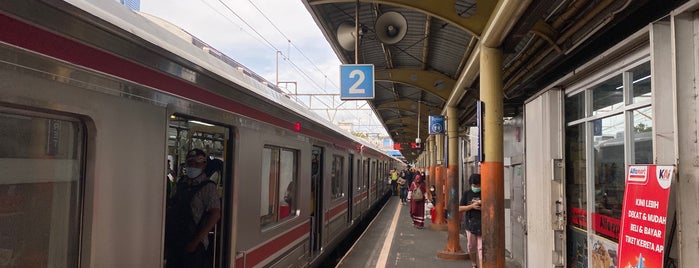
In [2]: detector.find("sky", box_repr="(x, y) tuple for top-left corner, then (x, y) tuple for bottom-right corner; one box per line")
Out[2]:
(138, 0), (388, 136)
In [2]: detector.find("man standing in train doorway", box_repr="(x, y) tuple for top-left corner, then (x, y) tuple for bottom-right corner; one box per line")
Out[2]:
(165, 149), (221, 268)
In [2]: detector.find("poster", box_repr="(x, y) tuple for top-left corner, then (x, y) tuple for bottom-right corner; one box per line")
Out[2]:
(617, 165), (674, 268)
(591, 234), (618, 268)
(567, 227), (588, 268)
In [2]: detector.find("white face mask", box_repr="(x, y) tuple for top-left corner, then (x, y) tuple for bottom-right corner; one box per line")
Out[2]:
(186, 167), (202, 178)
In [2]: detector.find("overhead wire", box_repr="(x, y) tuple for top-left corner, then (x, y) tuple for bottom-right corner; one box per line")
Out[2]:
(208, 0), (384, 134)
(210, 0), (329, 95)
(245, 0), (339, 91)
(240, 0), (379, 132)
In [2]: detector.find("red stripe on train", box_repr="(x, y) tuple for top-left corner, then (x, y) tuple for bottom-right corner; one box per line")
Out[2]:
(235, 222), (309, 267)
(353, 191), (368, 202)
(324, 202), (347, 220)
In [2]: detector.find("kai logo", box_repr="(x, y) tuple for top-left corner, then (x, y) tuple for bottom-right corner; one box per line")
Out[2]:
(656, 166), (674, 189)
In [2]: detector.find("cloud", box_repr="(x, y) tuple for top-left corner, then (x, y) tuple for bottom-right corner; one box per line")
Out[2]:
(139, 0), (386, 136)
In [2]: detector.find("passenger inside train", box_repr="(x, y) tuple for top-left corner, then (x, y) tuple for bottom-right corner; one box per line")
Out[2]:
(164, 149), (221, 268)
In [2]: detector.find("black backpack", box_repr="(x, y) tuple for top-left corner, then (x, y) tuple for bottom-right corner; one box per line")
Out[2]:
(164, 179), (214, 250)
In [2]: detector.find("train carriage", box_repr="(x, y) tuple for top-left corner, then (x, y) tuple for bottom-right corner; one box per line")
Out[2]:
(0, 1), (403, 267)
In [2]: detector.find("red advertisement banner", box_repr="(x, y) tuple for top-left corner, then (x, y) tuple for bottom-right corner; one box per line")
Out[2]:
(618, 165), (674, 268)
(568, 207), (621, 239)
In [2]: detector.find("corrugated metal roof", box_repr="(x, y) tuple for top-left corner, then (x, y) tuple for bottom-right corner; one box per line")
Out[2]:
(302, 0), (683, 161)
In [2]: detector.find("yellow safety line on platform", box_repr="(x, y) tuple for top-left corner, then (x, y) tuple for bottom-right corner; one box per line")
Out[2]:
(377, 201), (402, 268)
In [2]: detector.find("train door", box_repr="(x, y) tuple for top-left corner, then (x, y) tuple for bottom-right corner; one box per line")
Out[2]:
(165, 115), (233, 268)
(310, 146), (323, 255)
(370, 159), (377, 201)
(362, 158), (373, 211)
(347, 154), (354, 223)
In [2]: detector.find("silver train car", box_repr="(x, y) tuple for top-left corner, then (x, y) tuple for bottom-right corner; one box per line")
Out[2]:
(0, 1), (404, 267)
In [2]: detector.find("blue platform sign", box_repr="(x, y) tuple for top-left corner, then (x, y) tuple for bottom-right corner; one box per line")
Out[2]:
(340, 64), (374, 100)
(429, 115), (445, 134)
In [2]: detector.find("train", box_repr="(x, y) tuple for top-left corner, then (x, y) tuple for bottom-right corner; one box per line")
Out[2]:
(0, 1), (405, 267)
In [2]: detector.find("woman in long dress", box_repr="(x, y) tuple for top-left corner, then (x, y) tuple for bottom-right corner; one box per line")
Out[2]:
(408, 174), (426, 228)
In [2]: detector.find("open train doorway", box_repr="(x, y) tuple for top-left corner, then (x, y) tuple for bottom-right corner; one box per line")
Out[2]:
(165, 115), (232, 268)
(347, 154), (354, 223)
(310, 146), (324, 255)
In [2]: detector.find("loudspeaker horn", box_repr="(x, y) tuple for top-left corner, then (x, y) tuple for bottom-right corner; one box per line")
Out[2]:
(337, 21), (358, 51)
(375, 11), (407, 45)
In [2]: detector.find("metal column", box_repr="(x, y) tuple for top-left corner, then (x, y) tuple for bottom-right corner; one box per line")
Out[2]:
(480, 45), (505, 268)
(438, 106), (467, 259)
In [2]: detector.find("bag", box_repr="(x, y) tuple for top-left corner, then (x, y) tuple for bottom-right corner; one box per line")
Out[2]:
(411, 186), (424, 201)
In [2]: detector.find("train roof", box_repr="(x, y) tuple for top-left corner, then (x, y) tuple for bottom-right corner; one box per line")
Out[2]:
(62, 0), (394, 158)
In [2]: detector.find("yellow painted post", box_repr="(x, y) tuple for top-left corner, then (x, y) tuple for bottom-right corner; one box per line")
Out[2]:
(438, 106), (467, 260)
(480, 45), (505, 268)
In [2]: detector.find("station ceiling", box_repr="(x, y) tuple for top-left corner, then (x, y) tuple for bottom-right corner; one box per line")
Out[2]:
(302, 0), (684, 162)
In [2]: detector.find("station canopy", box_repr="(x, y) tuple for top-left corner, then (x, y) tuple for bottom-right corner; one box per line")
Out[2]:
(302, 0), (675, 162)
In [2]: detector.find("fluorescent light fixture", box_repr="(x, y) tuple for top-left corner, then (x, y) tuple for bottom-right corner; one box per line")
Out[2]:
(189, 120), (214, 127)
(616, 75), (651, 89)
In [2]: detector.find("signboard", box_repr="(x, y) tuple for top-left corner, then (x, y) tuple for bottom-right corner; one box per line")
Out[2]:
(476, 100), (484, 162)
(618, 165), (674, 268)
(340, 64), (374, 100)
(428, 115), (445, 134)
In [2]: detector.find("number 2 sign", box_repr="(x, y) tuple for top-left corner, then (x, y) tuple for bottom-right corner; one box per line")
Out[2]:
(340, 64), (374, 100)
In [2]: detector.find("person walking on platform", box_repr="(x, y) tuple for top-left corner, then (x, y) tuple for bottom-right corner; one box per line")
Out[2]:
(390, 169), (399, 196)
(409, 173), (427, 228)
(459, 174), (482, 268)
(398, 175), (407, 204)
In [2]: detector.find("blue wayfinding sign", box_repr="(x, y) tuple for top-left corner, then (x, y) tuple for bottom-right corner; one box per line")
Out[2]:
(340, 64), (374, 100)
(429, 115), (445, 134)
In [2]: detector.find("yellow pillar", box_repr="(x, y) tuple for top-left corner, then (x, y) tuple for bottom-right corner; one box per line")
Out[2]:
(480, 45), (505, 268)
(438, 106), (467, 260)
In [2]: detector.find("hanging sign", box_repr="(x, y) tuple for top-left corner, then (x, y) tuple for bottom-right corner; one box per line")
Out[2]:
(428, 115), (445, 134)
(340, 64), (374, 100)
(476, 100), (484, 162)
(617, 165), (674, 268)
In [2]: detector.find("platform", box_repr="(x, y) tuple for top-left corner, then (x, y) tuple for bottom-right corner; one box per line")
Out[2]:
(337, 196), (475, 268)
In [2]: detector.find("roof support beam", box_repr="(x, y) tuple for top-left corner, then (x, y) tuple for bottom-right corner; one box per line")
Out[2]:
(377, 100), (440, 115)
(444, 0), (532, 109)
(308, 0), (496, 36)
(376, 69), (455, 101)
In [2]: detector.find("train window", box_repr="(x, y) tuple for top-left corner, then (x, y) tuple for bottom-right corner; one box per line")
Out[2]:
(0, 109), (84, 268)
(355, 158), (361, 190)
(331, 155), (344, 199)
(363, 160), (369, 189)
(260, 146), (298, 226)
